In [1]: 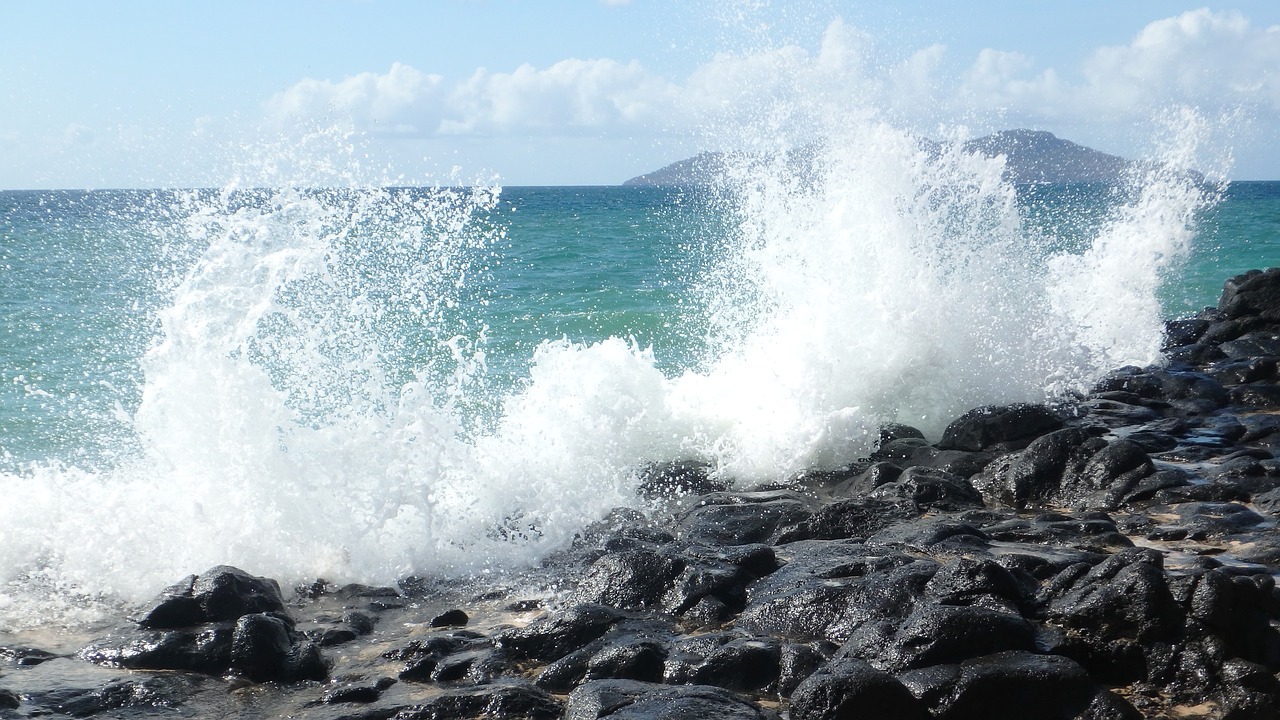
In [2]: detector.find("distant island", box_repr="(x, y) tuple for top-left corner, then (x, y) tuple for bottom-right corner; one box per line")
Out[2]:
(623, 129), (1135, 186)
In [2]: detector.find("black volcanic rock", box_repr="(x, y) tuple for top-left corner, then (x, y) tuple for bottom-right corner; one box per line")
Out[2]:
(135, 566), (287, 629)
(496, 604), (623, 662)
(678, 490), (814, 546)
(81, 564), (327, 684)
(842, 603), (1037, 671)
(41, 268), (1280, 719)
(868, 466), (984, 512)
(789, 658), (931, 720)
(1219, 267), (1280, 321)
(398, 681), (562, 719)
(636, 460), (727, 499)
(21, 676), (200, 718)
(780, 496), (919, 542)
(229, 613), (294, 681)
(939, 403), (1063, 452)
(737, 543), (937, 643)
(572, 549), (686, 609)
(930, 651), (1113, 720)
(80, 625), (236, 675)
(565, 680), (773, 720)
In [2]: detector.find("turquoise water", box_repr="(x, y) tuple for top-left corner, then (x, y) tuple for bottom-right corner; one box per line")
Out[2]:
(2, 182), (1275, 468)
(480, 187), (711, 383)
(1, 191), (176, 467)
(1015, 181), (1280, 314)
(0, 187), (705, 466)
(0, 134), (1276, 625)
(1175, 181), (1280, 314)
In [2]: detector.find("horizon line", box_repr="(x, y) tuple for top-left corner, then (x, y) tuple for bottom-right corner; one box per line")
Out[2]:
(3, 178), (1279, 193)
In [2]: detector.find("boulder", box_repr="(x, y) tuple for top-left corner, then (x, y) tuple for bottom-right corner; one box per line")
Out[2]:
(584, 639), (668, 684)
(974, 428), (1093, 508)
(939, 404), (1063, 452)
(868, 466), (984, 511)
(573, 549), (686, 609)
(1046, 548), (1180, 644)
(924, 557), (1030, 611)
(739, 547), (937, 644)
(19, 676), (199, 718)
(497, 604), (623, 663)
(842, 603), (1036, 671)
(789, 658), (931, 720)
(83, 566), (329, 684)
(228, 613), (293, 681)
(936, 651), (1110, 720)
(1219, 267), (1280, 322)
(669, 635), (781, 692)
(637, 461), (726, 499)
(659, 544), (776, 615)
(431, 609), (470, 627)
(977, 432), (1154, 510)
(135, 566), (287, 629)
(833, 461), (903, 496)
(386, 632), (486, 682)
(780, 497), (919, 542)
(679, 492), (813, 546)
(80, 625), (235, 675)
(564, 680), (774, 720)
(396, 680), (562, 719)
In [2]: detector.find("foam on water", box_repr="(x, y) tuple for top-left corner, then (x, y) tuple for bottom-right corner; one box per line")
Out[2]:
(0, 114), (1219, 629)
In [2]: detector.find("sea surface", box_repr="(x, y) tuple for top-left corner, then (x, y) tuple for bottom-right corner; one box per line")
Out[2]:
(1, 130), (1277, 628)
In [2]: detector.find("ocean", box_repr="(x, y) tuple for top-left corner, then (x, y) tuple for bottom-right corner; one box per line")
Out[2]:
(1, 127), (1277, 629)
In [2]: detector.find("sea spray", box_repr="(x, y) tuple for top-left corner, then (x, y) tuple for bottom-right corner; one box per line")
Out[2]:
(1049, 109), (1227, 371)
(661, 118), (1214, 481)
(0, 116), (1221, 629)
(0, 183), (516, 628)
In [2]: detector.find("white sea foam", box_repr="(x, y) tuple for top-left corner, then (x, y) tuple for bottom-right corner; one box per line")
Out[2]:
(0, 111), (1219, 628)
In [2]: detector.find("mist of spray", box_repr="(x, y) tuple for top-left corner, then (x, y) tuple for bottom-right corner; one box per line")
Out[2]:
(0, 103), (1220, 630)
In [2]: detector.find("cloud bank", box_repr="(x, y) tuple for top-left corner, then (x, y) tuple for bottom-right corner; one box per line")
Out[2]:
(266, 9), (1279, 155)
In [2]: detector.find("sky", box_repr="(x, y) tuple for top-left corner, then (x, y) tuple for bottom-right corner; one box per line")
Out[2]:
(2, 1), (1278, 188)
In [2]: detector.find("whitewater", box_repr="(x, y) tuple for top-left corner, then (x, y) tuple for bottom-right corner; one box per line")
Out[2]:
(0, 116), (1222, 629)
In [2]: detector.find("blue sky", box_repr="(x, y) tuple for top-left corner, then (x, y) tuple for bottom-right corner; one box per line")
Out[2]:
(2, 1), (1278, 188)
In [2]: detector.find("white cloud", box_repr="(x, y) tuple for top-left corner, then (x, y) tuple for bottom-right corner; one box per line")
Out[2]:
(442, 58), (674, 135)
(269, 59), (674, 137)
(945, 9), (1279, 124)
(1077, 9), (1280, 116)
(263, 18), (887, 142)
(263, 10), (1279, 162)
(888, 44), (945, 102)
(953, 49), (1067, 122)
(267, 62), (447, 135)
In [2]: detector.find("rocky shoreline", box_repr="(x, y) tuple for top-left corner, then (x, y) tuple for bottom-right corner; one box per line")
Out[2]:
(4, 268), (1280, 719)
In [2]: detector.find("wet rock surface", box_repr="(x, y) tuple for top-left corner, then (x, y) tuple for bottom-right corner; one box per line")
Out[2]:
(4, 268), (1280, 718)
(78, 566), (329, 684)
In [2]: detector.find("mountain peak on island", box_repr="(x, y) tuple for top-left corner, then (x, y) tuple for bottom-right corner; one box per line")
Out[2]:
(962, 129), (1132, 183)
(623, 130), (1135, 187)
